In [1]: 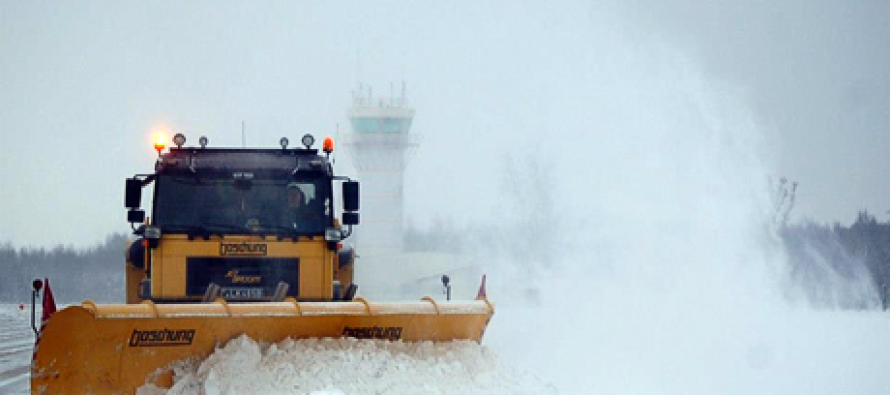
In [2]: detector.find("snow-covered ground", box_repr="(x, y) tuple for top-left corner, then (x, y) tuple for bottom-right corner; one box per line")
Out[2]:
(129, 300), (890, 395)
(4, 302), (557, 395)
(5, 299), (890, 394)
(0, 304), (34, 395)
(487, 297), (890, 394)
(136, 336), (553, 395)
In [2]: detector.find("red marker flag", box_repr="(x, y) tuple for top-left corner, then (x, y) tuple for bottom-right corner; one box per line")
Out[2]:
(41, 277), (57, 323)
(476, 274), (487, 300)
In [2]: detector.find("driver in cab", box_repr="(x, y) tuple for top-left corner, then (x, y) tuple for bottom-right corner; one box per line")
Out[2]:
(287, 183), (315, 232)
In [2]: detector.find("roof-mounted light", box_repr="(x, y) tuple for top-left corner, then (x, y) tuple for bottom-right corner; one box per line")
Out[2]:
(173, 133), (186, 148)
(199, 136), (209, 148)
(153, 134), (166, 154)
(301, 134), (315, 149)
(280, 137), (289, 149)
(323, 137), (334, 154)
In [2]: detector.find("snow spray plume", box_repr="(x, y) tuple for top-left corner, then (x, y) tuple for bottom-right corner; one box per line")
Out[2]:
(396, 3), (890, 394)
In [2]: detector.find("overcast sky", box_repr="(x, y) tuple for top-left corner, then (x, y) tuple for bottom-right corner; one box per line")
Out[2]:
(616, 0), (890, 225)
(1, 1), (888, 248)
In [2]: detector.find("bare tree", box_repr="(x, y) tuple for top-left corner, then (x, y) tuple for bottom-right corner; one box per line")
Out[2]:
(772, 176), (797, 226)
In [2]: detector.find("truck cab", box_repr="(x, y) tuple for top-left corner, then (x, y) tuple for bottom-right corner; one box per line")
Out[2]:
(124, 133), (360, 303)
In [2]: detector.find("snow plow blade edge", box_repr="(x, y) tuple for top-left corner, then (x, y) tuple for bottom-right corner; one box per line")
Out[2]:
(31, 298), (493, 394)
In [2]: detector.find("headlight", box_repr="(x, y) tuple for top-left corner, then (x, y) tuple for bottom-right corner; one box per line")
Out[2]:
(173, 133), (186, 148)
(301, 134), (315, 149)
(325, 228), (342, 242)
(144, 226), (162, 239)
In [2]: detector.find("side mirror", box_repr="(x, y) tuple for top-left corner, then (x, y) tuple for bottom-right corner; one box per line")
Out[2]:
(125, 178), (142, 209)
(343, 181), (360, 212)
(128, 210), (145, 224)
(342, 212), (360, 226)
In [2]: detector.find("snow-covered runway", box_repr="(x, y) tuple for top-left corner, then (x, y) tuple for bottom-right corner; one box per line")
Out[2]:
(137, 336), (552, 395)
(4, 301), (890, 394)
(0, 304), (33, 395)
(0, 303), (553, 395)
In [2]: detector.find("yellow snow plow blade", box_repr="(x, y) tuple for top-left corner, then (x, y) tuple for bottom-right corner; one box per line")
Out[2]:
(31, 297), (493, 394)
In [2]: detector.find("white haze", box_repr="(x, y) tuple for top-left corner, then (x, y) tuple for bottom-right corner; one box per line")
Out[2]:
(443, 4), (890, 395)
(4, 2), (890, 394)
(3, 1), (889, 247)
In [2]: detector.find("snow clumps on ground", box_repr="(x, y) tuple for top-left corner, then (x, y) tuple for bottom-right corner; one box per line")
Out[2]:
(138, 335), (554, 395)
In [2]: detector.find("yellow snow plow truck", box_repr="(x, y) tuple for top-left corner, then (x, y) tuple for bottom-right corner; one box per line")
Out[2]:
(30, 133), (493, 394)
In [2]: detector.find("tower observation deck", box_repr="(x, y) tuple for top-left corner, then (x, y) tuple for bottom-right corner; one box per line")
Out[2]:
(343, 85), (418, 253)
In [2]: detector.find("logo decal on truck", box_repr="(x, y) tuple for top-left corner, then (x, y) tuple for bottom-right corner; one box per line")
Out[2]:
(219, 242), (267, 256)
(225, 269), (262, 284)
(129, 328), (196, 347)
(342, 326), (403, 341)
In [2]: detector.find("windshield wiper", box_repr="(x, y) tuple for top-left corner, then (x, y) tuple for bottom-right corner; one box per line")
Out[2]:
(162, 223), (317, 239)
(162, 223), (247, 235)
(251, 224), (302, 237)
(203, 223), (248, 232)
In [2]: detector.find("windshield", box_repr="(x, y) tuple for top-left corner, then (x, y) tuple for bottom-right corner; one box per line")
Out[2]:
(153, 175), (332, 235)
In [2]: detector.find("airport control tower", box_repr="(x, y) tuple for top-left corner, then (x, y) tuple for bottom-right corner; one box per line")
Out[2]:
(343, 84), (418, 253)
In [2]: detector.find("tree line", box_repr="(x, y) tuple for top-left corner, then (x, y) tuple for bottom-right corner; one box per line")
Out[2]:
(1, 209), (887, 310)
(0, 233), (129, 303)
(780, 211), (890, 309)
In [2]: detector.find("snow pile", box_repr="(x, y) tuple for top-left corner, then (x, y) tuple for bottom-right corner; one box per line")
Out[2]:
(138, 335), (553, 395)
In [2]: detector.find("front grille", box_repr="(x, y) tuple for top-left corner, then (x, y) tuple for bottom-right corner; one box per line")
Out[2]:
(186, 257), (299, 298)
